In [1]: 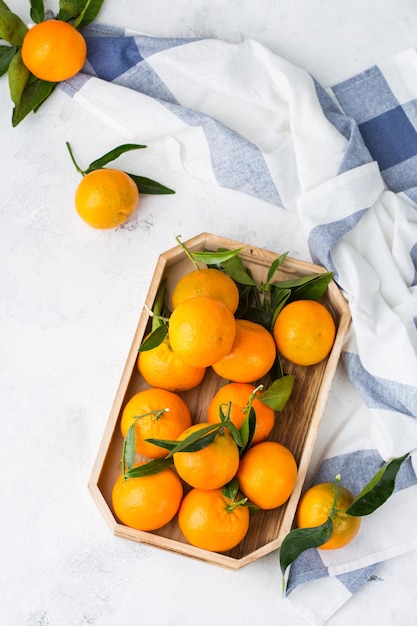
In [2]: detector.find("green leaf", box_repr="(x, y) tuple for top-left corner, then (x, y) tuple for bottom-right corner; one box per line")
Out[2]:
(124, 457), (173, 478)
(191, 247), (243, 265)
(138, 324), (168, 352)
(142, 438), (178, 453)
(123, 423), (136, 472)
(73, 0), (106, 28)
(221, 252), (258, 287)
(171, 429), (219, 453)
(0, 1), (11, 11)
(167, 423), (222, 455)
(272, 272), (334, 301)
(127, 173), (175, 195)
(0, 8), (28, 46)
(267, 252), (289, 284)
(260, 376), (295, 411)
(241, 305), (272, 328)
(30, 0), (45, 23)
(0, 44), (16, 77)
(279, 519), (333, 582)
(270, 288), (291, 327)
(8, 50), (29, 106)
(239, 406), (256, 452)
(12, 75), (56, 126)
(58, 0), (86, 20)
(289, 272), (334, 302)
(346, 453), (410, 517)
(85, 144), (147, 173)
(222, 477), (239, 501)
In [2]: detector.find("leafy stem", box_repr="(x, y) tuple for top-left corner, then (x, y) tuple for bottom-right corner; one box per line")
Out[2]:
(65, 141), (85, 176)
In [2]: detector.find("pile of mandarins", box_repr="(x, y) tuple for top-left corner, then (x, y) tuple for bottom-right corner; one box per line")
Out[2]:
(112, 260), (337, 553)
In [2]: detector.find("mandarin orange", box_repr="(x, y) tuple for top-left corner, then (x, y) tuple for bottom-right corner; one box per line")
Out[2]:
(178, 487), (250, 552)
(171, 267), (240, 313)
(168, 296), (236, 368)
(120, 388), (191, 459)
(112, 466), (183, 531)
(237, 441), (297, 509)
(273, 300), (336, 366)
(207, 381), (275, 445)
(21, 20), (87, 82)
(212, 319), (276, 382)
(173, 422), (240, 490)
(296, 482), (361, 550)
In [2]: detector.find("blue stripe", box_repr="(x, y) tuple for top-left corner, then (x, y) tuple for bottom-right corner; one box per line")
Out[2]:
(344, 352), (417, 418)
(307, 209), (367, 276)
(162, 101), (282, 205)
(336, 563), (381, 594)
(314, 80), (373, 173)
(359, 106), (417, 171)
(332, 66), (399, 124)
(85, 36), (143, 82)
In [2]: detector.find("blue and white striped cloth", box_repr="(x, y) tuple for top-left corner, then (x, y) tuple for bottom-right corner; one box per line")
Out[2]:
(62, 25), (417, 625)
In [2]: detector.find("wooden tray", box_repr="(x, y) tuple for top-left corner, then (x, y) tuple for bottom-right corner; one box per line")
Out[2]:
(88, 233), (351, 569)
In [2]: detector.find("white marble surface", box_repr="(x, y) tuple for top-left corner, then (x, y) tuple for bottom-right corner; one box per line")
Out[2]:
(2, 1), (417, 624)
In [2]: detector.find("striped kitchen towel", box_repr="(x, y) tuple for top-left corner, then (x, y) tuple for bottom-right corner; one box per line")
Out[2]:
(62, 25), (417, 624)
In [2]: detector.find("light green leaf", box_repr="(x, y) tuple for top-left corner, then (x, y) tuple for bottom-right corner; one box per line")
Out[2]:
(260, 376), (295, 411)
(0, 7), (28, 46)
(8, 50), (29, 106)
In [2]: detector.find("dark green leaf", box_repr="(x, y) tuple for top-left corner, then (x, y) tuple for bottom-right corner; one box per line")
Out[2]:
(267, 252), (289, 283)
(191, 247), (243, 265)
(127, 173), (175, 195)
(169, 423), (222, 455)
(289, 272), (334, 302)
(57, 0), (86, 21)
(227, 421), (243, 448)
(222, 477), (239, 501)
(271, 272), (334, 302)
(279, 518), (333, 581)
(0, 8), (28, 46)
(12, 76), (56, 126)
(260, 376), (295, 411)
(242, 305), (272, 328)
(346, 453), (409, 517)
(8, 50), (29, 106)
(85, 144), (147, 173)
(221, 252), (258, 287)
(142, 438), (178, 452)
(123, 423), (136, 472)
(124, 457), (173, 478)
(246, 501), (260, 515)
(138, 324), (168, 352)
(270, 288), (291, 327)
(0, 1), (11, 11)
(73, 0), (106, 27)
(0, 44), (16, 77)
(150, 279), (168, 331)
(171, 429), (219, 453)
(240, 405), (256, 452)
(30, 0), (45, 23)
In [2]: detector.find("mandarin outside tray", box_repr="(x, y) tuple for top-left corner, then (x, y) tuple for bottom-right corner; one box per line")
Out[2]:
(88, 233), (351, 570)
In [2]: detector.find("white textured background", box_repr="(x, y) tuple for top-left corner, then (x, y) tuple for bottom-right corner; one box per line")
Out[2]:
(2, 1), (417, 624)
